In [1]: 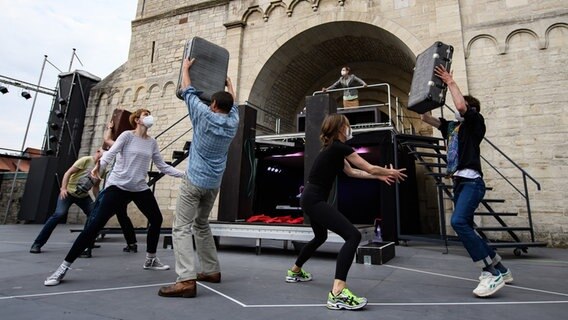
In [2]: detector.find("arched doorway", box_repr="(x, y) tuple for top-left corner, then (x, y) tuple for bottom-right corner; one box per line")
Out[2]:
(248, 21), (416, 134)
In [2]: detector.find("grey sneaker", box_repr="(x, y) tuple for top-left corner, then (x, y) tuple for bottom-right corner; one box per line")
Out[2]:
(30, 243), (41, 254)
(44, 264), (70, 286)
(473, 271), (505, 297)
(143, 257), (170, 271)
(501, 269), (514, 283)
(327, 288), (368, 310)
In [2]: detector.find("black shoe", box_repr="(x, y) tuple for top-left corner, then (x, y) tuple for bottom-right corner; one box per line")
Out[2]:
(79, 248), (92, 258)
(123, 244), (138, 253)
(92, 244), (101, 249)
(30, 243), (41, 254)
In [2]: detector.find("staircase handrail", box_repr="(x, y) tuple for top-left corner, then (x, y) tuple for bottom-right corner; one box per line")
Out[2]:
(481, 137), (541, 191)
(154, 114), (188, 140)
(244, 100), (295, 133)
(148, 113), (191, 187)
(441, 104), (541, 191)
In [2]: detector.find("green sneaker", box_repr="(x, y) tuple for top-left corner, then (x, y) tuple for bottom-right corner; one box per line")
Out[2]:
(327, 288), (368, 310)
(285, 268), (312, 283)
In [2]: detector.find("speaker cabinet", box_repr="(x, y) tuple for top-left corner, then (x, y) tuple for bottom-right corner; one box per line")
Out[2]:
(18, 157), (60, 223)
(44, 71), (100, 168)
(303, 94), (337, 184)
(408, 41), (454, 114)
(176, 37), (230, 104)
(218, 105), (257, 221)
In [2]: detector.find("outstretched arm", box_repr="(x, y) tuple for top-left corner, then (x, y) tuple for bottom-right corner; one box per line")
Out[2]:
(226, 77), (236, 101)
(434, 65), (466, 114)
(60, 166), (80, 199)
(420, 113), (441, 128)
(181, 58), (195, 89)
(344, 153), (407, 185)
(104, 120), (115, 147)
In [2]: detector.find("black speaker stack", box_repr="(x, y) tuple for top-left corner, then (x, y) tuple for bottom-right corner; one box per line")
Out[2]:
(19, 70), (100, 223)
(218, 105), (257, 222)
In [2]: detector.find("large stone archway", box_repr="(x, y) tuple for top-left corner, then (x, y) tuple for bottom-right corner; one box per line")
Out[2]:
(245, 21), (417, 134)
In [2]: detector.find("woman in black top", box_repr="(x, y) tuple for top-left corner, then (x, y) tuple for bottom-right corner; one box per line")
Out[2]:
(285, 114), (406, 310)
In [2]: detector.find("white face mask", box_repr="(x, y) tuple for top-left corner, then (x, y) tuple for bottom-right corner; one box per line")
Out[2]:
(341, 70), (348, 76)
(455, 111), (464, 122)
(142, 115), (154, 128)
(344, 127), (353, 141)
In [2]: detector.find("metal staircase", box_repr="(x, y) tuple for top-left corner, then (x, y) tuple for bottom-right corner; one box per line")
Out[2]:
(397, 133), (547, 256)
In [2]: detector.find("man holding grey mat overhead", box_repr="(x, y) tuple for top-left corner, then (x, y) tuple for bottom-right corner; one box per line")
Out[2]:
(159, 57), (239, 298)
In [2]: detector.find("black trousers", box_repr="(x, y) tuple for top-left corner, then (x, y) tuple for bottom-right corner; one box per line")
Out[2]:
(65, 186), (163, 263)
(294, 183), (361, 281)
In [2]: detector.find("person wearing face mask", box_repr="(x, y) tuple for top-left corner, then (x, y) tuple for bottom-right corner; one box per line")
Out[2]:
(322, 66), (367, 108)
(420, 65), (513, 298)
(43, 108), (185, 286)
(285, 114), (407, 310)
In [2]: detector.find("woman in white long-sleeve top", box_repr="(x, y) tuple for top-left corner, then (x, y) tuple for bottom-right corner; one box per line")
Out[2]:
(44, 108), (185, 286)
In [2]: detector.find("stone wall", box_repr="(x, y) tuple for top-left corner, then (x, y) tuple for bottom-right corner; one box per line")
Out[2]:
(76, 0), (567, 246)
(0, 173), (27, 224)
(457, 0), (568, 246)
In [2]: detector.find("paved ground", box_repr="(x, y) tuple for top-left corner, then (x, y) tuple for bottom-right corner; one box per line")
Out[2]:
(0, 224), (567, 320)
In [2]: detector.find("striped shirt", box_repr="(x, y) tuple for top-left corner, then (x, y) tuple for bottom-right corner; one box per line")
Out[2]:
(99, 131), (184, 192)
(182, 86), (239, 189)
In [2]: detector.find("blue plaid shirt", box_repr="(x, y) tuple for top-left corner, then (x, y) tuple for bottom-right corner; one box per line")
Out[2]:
(182, 86), (239, 189)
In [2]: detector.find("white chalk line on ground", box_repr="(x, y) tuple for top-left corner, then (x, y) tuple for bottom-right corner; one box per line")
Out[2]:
(382, 265), (568, 297)
(0, 283), (171, 300)
(2, 265), (568, 308)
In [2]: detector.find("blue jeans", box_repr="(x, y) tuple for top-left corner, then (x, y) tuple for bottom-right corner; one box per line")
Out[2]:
(450, 177), (497, 267)
(33, 194), (93, 247)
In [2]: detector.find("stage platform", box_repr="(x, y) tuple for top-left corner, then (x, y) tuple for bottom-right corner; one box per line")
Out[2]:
(1, 224), (567, 320)
(72, 222), (375, 255)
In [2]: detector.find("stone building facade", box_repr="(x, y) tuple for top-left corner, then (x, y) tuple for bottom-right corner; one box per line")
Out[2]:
(75, 0), (567, 246)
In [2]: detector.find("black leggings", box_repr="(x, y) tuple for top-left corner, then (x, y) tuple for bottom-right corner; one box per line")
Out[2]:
(294, 184), (361, 281)
(65, 186), (163, 263)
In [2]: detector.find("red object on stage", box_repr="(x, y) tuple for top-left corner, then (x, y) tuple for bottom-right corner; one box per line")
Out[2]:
(246, 215), (304, 224)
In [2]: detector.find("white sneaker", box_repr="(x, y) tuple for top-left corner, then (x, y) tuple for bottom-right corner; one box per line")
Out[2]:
(473, 271), (505, 297)
(501, 269), (514, 283)
(143, 257), (170, 270)
(44, 264), (70, 286)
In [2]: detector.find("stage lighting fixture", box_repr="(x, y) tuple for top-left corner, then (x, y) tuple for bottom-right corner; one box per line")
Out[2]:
(0, 86), (8, 94)
(49, 122), (60, 130)
(21, 91), (32, 99)
(45, 149), (55, 156)
(54, 109), (64, 118)
(49, 134), (58, 142)
(58, 98), (67, 106)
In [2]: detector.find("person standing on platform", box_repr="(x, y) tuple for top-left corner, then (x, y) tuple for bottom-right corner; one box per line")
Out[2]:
(322, 66), (367, 108)
(420, 65), (513, 297)
(29, 148), (104, 254)
(158, 57), (239, 298)
(43, 108), (185, 286)
(286, 114), (406, 310)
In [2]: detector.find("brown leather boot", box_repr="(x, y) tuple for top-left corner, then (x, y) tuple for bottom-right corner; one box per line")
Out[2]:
(196, 272), (221, 283)
(158, 280), (196, 298)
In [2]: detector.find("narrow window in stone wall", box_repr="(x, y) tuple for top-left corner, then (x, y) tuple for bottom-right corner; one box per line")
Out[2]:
(151, 41), (156, 63)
